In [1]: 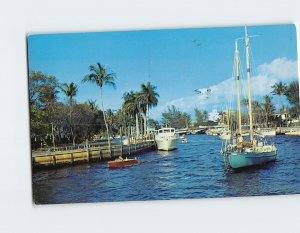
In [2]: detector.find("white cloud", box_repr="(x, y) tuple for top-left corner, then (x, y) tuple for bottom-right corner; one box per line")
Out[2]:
(150, 57), (298, 120)
(257, 57), (298, 81)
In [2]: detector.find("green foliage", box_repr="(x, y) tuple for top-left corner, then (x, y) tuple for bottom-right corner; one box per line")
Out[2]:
(29, 71), (60, 146)
(82, 63), (116, 89)
(29, 71), (59, 110)
(161, 105), (191, 129)
(202, 110), (208, 122)
(284, 80), (300, 116)
(194, 108), (202, 126)
(29, 71), (106, 149)
(60, 82), (78, 103)
(82, 62), (116, 145)
(122, 91), (141, 117)
(262, 95), (275, 126)
(140, 82), (159, 109)
(148, 118), (160, 129)
(271, 82), (287, 96)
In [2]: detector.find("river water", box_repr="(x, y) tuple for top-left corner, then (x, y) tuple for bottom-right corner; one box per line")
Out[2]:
(32, 135), (300, 204)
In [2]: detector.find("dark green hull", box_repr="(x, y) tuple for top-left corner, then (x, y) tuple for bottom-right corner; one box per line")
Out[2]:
(228, 151), (277, 169)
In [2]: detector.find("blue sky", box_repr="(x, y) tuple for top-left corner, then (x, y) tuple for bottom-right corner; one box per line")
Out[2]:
(27, 24), (298, 120)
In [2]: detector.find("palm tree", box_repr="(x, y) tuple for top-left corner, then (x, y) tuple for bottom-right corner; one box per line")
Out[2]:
(140, 82), (159, 135)
(60, 82), (78, 104)
(82, 63), (116, 151)
(203, 110), (208, 122)
(87, 99), (97, 111)
(271, 82), (287, 113)
(262, 95), (275, 127)
(252, 100), (262, 125)
(105, 108), (115, 136)
(284, 81), (300, 116)
(123, 91), (141, 138)
(60, 82), (78, 145)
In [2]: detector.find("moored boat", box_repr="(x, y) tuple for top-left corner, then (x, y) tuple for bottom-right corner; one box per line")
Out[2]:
(228, 150), (277, 169)
(285, 128), (300, 136)
(108, 157), (140, 168)
(182, 138), (188, 143)
(222, 27), (278, 169)
(155, 128), (180, 151)
(219, 131), (231, 140)
(256, 128), (276, 137)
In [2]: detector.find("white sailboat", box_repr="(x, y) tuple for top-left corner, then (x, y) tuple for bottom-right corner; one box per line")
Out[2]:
(223, 27), (277, 169)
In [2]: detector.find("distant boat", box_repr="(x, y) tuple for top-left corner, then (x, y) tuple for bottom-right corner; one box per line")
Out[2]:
(206, 128), (221, 136)
(219, 131), (231, 140)
(155, 128), (180, 151)
(108, 157), (140, 169)
(256, 128), (276, 137)
(285, 128), (300, 136)
(223, 27), (277, 169)
(122, 136), (130, 145)
(182, 138), (188, 143)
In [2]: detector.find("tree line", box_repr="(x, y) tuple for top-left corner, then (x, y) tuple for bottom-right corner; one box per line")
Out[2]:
(160, 80), (300, 130)
(217, 81), (300, 129)
(29, 63), (159, 149)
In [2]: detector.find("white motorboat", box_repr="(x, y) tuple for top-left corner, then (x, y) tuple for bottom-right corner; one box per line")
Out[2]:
(285, 128), (300, 136)
(155, 128), (180, 151)
(256, 128), (276, 137)
(219, 131), (231, 140)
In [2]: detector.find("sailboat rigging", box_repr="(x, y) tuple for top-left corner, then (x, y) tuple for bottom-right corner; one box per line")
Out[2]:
(222, 27), (277, 169)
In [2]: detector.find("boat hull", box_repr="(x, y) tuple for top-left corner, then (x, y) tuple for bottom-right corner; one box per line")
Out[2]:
(257, 129), (276, 136)
(156, 138), (179, 151)
(285, 131), (300, 136)
(108, 159), (140, 168)
(228, 151), (277, 169)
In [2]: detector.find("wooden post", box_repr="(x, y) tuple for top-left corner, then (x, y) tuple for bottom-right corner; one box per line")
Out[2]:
(110, 145), (113, 159)
(52, 155), (56, 166)
(99, 148), (102, 161)
(128, 128), (131, 155)
(86, 139), (90, 162)
(51, 123), (55, 150)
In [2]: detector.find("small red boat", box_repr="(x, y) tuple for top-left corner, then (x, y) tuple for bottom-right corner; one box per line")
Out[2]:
(107, 157), (141, 169)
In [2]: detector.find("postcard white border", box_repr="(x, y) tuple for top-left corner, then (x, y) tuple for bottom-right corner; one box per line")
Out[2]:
(1, 0), (300, 233)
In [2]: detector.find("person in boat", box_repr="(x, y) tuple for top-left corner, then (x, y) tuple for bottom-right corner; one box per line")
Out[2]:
(232, 134), (237, 145)
(118, 156), (124, 161)
(237, 133), (244, 152)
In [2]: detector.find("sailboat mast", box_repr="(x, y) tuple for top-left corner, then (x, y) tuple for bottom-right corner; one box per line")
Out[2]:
(235, 40), (242, 135)
(245, 27), (254, 141)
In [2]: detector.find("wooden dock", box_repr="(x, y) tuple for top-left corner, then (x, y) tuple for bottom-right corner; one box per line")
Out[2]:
(32, 140), (156, 170)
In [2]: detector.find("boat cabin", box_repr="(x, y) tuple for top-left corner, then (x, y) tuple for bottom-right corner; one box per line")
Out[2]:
(157, 128), (176, 134)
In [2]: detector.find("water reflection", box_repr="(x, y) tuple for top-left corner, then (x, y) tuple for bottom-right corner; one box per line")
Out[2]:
(157, 150), (176, 157)
(223, 161), (277, 197)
